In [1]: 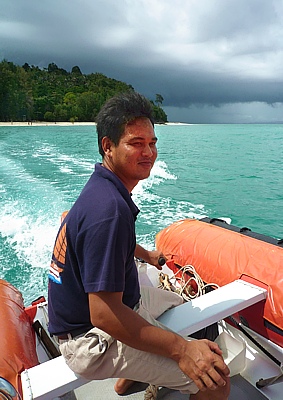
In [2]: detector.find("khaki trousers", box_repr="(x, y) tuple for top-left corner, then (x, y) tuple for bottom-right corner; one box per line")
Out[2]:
(59, 286), (198, 394)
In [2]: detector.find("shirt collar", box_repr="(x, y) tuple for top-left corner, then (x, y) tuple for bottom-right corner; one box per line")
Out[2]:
(95, 163), (140, 219)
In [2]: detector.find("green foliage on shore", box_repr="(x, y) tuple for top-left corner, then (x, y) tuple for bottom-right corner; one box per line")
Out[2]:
(0, 60), (167, 123)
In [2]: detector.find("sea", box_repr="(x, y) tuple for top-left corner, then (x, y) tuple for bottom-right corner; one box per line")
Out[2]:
(1, 123), (282, 305)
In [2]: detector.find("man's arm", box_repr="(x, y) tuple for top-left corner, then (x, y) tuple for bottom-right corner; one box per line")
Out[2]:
(135, 244), (165, 270)
(88, 291), (230, 392)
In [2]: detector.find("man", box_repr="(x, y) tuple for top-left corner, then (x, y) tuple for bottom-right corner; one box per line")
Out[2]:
(48, 91), (230, 399)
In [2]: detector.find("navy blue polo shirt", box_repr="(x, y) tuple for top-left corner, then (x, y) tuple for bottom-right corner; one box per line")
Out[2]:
(48, 163), (140, 336)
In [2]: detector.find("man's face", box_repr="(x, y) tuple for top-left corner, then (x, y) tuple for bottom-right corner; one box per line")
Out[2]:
(102, 117), (158, 192)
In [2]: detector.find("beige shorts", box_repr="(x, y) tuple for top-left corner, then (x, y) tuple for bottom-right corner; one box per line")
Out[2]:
(59, 286), (198, 394)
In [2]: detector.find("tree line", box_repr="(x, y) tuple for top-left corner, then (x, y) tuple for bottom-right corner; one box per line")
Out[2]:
(0, 60), (167, 123)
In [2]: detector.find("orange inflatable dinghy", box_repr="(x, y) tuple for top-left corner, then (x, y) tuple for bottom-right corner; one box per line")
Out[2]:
(156, 218), (283, 347)
(0, 280), (39, 397)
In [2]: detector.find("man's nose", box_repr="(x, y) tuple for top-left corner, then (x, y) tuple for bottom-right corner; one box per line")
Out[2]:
(142, 144), (154, 156)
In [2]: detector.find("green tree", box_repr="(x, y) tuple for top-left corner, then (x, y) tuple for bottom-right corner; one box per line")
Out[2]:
(152, 104), (168, 123)
(71, 66), (82, 75)
(76, 92), (99, 121)
(155, 93), (164, 107)
(47, 62), (59, 73)
(44, 111), (54, 121)
(0, 60), (167, 123)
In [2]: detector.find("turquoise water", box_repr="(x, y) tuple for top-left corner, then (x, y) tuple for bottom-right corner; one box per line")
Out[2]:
(1, 124), (282, 304)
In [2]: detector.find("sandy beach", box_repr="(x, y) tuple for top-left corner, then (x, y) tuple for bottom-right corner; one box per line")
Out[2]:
(0, 121), (191, 127)
(0, 121), (97, 127)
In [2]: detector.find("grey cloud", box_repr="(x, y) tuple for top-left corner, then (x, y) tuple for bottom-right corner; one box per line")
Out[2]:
(1, 0), (283, 122)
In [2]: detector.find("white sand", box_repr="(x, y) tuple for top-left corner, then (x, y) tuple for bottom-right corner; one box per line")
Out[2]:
(0, 121), (97, 127)
(0, 121), (192, 127)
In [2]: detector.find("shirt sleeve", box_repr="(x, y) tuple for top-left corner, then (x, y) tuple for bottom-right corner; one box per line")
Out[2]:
(76, 212), (134, 294)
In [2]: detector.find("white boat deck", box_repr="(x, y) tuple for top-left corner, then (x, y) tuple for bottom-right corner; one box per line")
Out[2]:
(70, 375), (270, 399)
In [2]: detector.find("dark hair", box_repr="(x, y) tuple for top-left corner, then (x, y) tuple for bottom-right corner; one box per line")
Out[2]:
(96, 91), (155, 157)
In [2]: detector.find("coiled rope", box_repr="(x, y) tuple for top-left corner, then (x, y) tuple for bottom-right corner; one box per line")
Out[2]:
(144, 384), (159, 399)
(158, 264), (219, 301)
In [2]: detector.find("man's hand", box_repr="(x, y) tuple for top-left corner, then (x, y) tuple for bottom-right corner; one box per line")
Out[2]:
(177, 339), (230, 392)
(146, 250), (166, 270)
(135, 244), (166, 270)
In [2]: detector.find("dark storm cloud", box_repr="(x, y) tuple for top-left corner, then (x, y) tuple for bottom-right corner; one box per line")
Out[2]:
(1, 0), (283, 122)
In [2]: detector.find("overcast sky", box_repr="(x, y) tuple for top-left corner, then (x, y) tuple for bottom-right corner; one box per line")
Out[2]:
(1, 0), (283, 123)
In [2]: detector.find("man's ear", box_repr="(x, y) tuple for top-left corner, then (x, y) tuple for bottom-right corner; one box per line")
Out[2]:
(101, 137), (113, 156)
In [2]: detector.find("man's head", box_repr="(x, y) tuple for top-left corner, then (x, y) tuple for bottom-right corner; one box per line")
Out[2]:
(96, 91), (155, 157)
(97, 92), (158, 192)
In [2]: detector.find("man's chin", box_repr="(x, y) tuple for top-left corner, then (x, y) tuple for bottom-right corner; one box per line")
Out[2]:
(138, 171), (152, 180)
(138, 164), (153, 176)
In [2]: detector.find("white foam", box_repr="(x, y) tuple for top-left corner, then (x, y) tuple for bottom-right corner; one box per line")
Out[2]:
(132, 160), (208, 249)
(33, 144), (94, 173)
(0, 202), (59, 270)
(133, 160), (177, 197)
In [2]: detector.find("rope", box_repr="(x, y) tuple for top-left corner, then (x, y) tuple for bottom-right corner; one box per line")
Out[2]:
(144, 384), (159, 399)
(158, 264), (219, 301)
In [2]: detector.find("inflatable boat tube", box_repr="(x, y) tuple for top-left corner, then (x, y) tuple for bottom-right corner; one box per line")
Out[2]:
(0, 280), (39, 397)
(156, 218), (283, 347)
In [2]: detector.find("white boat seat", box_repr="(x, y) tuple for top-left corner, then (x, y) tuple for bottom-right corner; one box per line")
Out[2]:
(21, 356), (88, 400)
(21, 279), (267, 400)
(157, 279), (267, 336)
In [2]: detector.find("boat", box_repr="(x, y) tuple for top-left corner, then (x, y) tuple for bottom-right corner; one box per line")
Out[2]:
(1, 217), (283, 400)
(155, 217), (283, 348)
